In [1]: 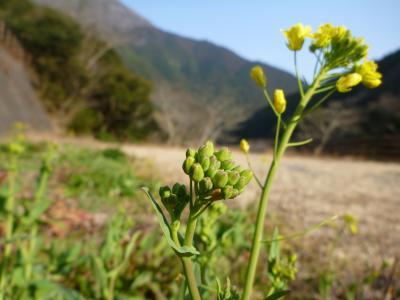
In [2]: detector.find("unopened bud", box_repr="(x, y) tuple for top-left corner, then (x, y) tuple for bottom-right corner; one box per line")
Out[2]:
(186, 148), (196, 158)
(228, 171), (240, 185)
(240, 169), (253, 184)
(199, 177), (213, 193)
(222, 185), (234, 199)
(221, 159), (235, 171)
(274, 89), (287, 114)
(215, 147), (232, 162)
(159, 186), (171, 200)
(206, 168), (218, 179)
(200, 156), (210, 171)
(250, 65), (267, 88)
(233, 165), (244, 173)
(190, 163), (204, 182)
(231, 188), (239, 198)
(234, 177), (247, 190)
(208, 155), (221, 170)
(183, 156), (195, 174)
(240, 139), (250, 153)
(212, 170), (228, 188)
(198, 140), (214, 157)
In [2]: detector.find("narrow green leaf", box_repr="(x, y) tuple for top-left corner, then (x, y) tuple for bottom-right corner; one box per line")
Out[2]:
(142, 187), (199, 256)
(264, 290), (290, 300)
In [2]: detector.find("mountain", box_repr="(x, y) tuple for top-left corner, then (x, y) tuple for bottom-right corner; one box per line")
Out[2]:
(233, 50), (400, 159)
(33, 0), (298, 143)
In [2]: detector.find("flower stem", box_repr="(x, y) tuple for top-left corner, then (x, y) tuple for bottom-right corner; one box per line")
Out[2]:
(241, 70), (326, 300)
(181, 216), (201, 300)
(0, 155), (18, 299)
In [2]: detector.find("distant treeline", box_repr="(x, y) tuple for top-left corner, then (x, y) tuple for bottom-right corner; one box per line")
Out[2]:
(0, 0), (157, 141)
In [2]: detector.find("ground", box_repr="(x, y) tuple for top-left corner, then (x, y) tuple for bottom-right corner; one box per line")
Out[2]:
(28, 134), (400, 279)
(121, 143), (400, 263)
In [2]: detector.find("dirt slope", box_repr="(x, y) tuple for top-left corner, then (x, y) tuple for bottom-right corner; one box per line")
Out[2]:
(0, 46), (51, 134)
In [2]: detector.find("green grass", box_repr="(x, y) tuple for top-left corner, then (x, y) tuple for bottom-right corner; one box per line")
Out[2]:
(0, 142), (158, 212)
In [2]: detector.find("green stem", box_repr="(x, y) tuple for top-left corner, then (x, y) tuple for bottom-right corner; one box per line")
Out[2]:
(274, 115), (281, 159)
(263, 89), (287, 129)
(302, 89), (336, 118)
(0, 156), (17, 299)
(241, 70), (327, 300)
(26, 170), (49, 281)
(294, 51), (304, 97)
(181, 216), (201, 300)
(107, 273), (117, 300)
(245, 154), (263, 189)
(287, 138), (313, 147)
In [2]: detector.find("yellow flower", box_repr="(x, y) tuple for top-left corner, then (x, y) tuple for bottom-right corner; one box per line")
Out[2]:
(240, 139), (250, 154)
(273, 89), (287, 114)
(250, 65), (267, 88)
(332, 25), (348, 40)
(312, 23), (335, 48)
(336, 73), (362, 93)
(356, 60), (382, 88)
(282, 23), (312, 51)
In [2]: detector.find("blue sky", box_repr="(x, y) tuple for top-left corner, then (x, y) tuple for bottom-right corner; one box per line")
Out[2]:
(121, 0), (400, 79)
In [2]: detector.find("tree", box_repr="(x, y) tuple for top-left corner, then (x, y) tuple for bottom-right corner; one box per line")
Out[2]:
(299, 102), (362, 155)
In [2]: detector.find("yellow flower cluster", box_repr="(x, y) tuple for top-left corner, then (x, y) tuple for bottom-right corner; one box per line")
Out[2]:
(336, 60), (382, 93)
(311, 24), (347, 49)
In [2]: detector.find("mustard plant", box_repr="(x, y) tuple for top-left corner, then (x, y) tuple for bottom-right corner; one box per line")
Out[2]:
(146, 22), (382, 300)
(242, 23), (381, 300)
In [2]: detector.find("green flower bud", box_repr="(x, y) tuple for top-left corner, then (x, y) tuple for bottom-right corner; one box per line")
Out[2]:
(172, 183), (180, 195)
(232, 165), (244, 173)
(190, 163), (204, 182)
(198, 140), (214, 157)
(212, 170), (228, 188)
(231, 188), (239, 198)
(186, 148), (196, 158)
(222, 185), (234, 199)
(234, 177), (247, 190)
(162, 193), (177, 211)
(172, 183), (186, 198)
(221, 159), (235, 171)
(240, 169), (253, 184)
(215, 147), (232, 162)
(199, 177), (213, 193)
(200, 156), (210, 171)
(209, 155), (221, 170)
(228, 171), (240, 185)
(183, 156), (195, 174)
(206, 168), (218, 179)
(159, 186), (171, 200)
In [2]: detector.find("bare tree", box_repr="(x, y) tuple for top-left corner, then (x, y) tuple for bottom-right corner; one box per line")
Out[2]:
(299, 102), (363, 155)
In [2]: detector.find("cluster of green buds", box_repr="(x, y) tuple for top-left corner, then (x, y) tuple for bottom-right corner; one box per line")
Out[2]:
(183, 141), (253, 202)
(159, 183), (189, 221)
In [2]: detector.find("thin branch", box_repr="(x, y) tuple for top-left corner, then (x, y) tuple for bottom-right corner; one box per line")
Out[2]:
(287, 138), (313, 147)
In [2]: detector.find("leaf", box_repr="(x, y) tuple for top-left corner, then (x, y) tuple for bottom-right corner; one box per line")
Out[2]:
(264, 290), (290, 300)
(23, 198), (52, 225)
(268, 228), (280, 260)
(30, 280), (83, 300)
(142, 187), (199, 256)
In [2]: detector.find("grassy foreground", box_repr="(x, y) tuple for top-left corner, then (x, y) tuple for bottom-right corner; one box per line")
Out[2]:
(0, 140), (397, 299)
